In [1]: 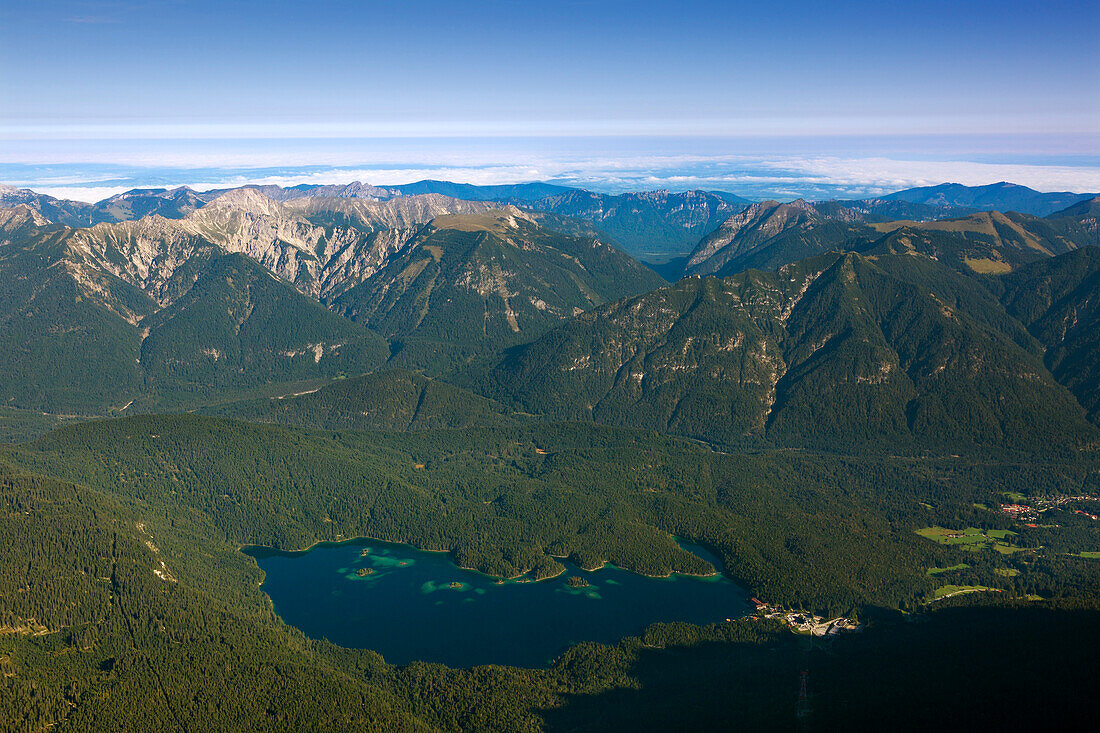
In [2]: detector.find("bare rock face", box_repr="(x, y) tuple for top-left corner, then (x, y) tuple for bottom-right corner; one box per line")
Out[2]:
(60, 191), (500, 307)
(0, 190), (651, 382)
(0, 204), (51, 246)
(687, 200), (828, 275)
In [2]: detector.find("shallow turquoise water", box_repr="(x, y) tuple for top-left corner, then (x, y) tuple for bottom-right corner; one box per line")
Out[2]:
(246, 539), (750, 668)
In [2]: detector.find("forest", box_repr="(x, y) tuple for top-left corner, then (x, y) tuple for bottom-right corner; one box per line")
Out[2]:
(2, 439), (1098, 731)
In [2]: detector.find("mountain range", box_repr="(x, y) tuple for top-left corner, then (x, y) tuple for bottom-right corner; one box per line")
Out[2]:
(683, 198), (1096, 280)
(880, 181), (1100, 217)
(482, 249), (1097, 454)
(2, 178), (1099, 422)
(0, 189), (661, 412)
(6, 179), (1095, 261)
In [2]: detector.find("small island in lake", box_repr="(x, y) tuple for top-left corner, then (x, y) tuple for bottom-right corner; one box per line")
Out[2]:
(566, 576), (590, 588)
(360, 548), (370, 557)
(448, 581), (463, 589)
(356, 567), (374, 577)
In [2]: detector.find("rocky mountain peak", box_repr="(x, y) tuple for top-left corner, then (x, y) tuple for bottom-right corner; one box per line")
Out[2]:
(201, 187), (286, 218)
(0, 203), (50, 229)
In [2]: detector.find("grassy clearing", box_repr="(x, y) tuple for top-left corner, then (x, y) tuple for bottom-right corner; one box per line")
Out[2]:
(994, 568), (1020, 577)
(927, 564), (970, 576)
(929, 585), (997, 601)
(993, 542), (1025, 555)
(916, 526), (1024, 554)
(1078, 551), (1100, 559)
(964, 257), (1012, 275)
(1002, 491), (1028, 503)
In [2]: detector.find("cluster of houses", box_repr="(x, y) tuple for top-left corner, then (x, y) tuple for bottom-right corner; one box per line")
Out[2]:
(1001, 493), (1100, 524)
(1000, 503), (1033, 519)
(745, 598), (863, 637)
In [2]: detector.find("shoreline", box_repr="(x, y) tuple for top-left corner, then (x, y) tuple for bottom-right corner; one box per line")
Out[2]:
(243, 537), (728, 585)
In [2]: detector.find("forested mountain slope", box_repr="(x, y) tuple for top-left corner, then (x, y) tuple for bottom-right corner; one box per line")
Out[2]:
(0, 225), (155, 413)
(868, 210), (1078, 260)
(998, 246), (1100, 423)
(880, 182), (1099, 217)
(136, 253), (387, 397)
(211, 369), (515, 432)
(484, 251), (1096, 454)
(0, 213), (387, 413)
(0, 191), (672, 410)
(1046, 196), (1100, 247)
(506, 189), (750, 258)
(827, 197), (978, 221)
(332, 208), (665, 372)
(686, 202), (1085, 280)
(685, 199), (876, 277)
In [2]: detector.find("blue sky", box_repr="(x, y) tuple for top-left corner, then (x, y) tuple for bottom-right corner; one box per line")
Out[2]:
(2, 1), (1098, 199)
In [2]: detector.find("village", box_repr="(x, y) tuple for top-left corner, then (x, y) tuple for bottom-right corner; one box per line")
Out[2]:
(1000, 492), (1100, 524)
(740, 598), (864, 637)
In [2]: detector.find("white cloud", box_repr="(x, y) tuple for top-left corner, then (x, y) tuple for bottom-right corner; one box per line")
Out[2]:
(9, 149), (1100, 203)
(30, 186), (139, 202)
(752, 156), (1100, 194)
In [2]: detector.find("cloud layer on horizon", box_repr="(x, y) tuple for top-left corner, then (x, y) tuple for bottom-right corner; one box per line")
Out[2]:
(7, 150), (1100, 205)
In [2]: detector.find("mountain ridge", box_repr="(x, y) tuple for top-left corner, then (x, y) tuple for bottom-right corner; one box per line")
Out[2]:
(332, 207), (666, 372)
(881, 182), (1099, 217)
(483, 249), (1097, 454)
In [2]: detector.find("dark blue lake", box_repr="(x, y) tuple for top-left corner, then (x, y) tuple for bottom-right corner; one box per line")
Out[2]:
(246, 539), (751, 668)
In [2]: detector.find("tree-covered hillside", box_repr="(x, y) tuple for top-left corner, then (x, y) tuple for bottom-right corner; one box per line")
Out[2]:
(880, 182), (1098, 217)
(333, 209), (665, 373)
(137, 253), (388, 398)
(509, 189), (749, 259)
(0, 226), (154, 413)
(483, 251), (1097, 454)
(1046, 196), (1100, 247)
(998, 246), (1100, 422)
(686, 202), (1083, 281)
(685, 199), (876, 278)
(0, 222), (388, 413)
(210, 369), (515, 432)
(3, 411), (1099, 730)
